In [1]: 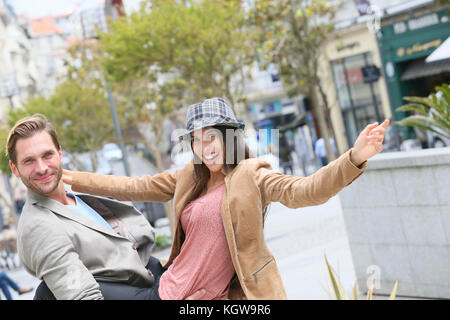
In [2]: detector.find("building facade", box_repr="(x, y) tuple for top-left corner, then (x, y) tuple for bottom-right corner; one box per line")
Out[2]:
(320, 20), (392, 153)
(0, 0), (41, 119)
(378, 3), (449, 140)
(319, 0), (449, 153)
(244, 61), (320, 175)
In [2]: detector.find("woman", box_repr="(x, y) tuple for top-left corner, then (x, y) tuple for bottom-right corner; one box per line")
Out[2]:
(63, 97), (389, 300)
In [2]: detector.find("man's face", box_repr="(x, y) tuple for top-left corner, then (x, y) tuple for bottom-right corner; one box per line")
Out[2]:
(10, 131), (63, 196)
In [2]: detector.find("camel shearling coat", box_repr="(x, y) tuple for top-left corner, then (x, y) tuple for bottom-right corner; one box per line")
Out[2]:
(70, 149), (366, 299)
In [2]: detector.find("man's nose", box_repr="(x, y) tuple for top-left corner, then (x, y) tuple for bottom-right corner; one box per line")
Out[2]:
(35, 158), (49, 174)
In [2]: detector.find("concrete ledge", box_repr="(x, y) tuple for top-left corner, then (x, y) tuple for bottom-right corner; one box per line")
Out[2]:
(340, 147), (450, 299)
(366, 147), (450, 170)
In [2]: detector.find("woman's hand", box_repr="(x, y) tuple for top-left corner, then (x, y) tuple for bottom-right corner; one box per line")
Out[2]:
(351, 119), (390, 166)
(62, 169), (74, 185)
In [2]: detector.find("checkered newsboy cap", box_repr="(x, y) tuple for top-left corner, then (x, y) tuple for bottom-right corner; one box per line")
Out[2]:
(179, 97), (245, 141)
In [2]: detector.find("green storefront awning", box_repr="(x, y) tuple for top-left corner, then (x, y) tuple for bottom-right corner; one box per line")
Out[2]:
(401, 58), (450, 81)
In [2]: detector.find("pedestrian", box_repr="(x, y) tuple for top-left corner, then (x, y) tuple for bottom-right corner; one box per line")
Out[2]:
(279, 140), (293, 175)
(63, 97), (390, 299)
(14, 196), (25, 215)
(0, 225), (17, 254)
(7, 115), (205, 300)
(314, 136), (337, 167)
(0, 270), (33, 300)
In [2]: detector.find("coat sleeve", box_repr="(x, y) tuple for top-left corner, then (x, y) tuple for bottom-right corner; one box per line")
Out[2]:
(18, 215), (103, 300)
(255, 148), (367, 209)
(70, 169), (177, 202)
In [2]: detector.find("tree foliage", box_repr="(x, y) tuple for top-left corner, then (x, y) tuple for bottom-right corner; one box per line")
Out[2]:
(3, 40), (121, 172)
(99, 0), (257, 114)
(252, 0), (339, 160)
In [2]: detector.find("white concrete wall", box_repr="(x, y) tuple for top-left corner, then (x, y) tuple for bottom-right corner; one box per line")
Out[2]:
(339, 147), (450, 298)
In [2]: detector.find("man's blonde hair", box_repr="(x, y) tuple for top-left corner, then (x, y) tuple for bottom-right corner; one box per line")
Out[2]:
(6, 114), (60, 164)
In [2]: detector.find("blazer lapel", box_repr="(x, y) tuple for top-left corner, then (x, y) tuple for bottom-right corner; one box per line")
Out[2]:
(27, 190), (124, 239)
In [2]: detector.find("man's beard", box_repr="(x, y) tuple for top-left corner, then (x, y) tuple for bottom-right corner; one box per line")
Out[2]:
(20, 165), (62, 196)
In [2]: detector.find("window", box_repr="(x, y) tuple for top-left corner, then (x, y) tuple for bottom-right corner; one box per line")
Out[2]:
(331, 52), (384, 145)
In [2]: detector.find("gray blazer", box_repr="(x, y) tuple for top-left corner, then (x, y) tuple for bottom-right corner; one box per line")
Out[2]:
(17, 190), (156, 300)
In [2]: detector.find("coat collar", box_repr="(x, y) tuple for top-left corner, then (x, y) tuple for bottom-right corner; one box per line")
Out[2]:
(26, 190), (124, 239)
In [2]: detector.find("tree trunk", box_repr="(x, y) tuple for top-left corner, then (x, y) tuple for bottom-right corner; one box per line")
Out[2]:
(316, 78), (340, 156)
(309, 85), (336, 164)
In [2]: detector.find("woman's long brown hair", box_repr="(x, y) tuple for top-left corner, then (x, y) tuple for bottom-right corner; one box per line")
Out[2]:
(184, 125), (270, 230)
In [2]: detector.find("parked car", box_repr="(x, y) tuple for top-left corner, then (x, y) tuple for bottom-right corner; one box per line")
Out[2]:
(102, 143), (123, 161)
(427, 130), (450, 148)
(70, 152), (113, 175)
(133, 202), (166, 226)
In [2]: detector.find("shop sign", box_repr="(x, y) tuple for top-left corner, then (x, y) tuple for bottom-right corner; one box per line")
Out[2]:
(396, 39), (442, 58)
(361, 65), (380, 83)
(393, 13), (440, 35)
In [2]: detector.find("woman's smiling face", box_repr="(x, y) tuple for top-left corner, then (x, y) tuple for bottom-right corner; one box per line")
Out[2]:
(191, 126), (224, 173)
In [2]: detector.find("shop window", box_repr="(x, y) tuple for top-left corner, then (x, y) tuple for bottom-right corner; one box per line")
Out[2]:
(331, 52), (384, 145)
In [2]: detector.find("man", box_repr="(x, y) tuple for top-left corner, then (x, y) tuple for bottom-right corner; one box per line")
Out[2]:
(6, 114), (204, 300)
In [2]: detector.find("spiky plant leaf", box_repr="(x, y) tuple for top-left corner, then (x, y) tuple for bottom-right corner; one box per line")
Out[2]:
(324, 254), (344, 300)
(389, 281), (399, 300)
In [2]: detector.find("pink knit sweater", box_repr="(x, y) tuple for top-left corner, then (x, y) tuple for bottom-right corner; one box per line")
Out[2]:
(158, 183), (235, 300)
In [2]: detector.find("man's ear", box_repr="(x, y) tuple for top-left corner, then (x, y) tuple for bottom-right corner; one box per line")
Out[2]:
(58, 147), (63, 159)
(9, 160), (20, 178)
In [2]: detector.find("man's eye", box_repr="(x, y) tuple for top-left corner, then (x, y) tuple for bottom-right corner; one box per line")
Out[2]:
(24, 159), (32, 164)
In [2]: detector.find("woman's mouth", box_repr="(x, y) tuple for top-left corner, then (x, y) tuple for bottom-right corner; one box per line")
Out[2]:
(204, 153), (219, 163)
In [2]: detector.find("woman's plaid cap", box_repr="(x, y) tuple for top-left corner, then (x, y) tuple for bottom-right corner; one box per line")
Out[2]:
(179, 97), (245, 141)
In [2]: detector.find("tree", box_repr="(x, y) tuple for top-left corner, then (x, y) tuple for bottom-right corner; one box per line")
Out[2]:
(252, 0), (339, 162)
(100, 0), (257, 115)
(6, 40), (120, 172)
(98, 0), (258, 233)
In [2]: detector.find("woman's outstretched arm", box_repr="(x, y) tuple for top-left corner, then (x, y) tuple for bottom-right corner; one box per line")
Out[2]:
(63, 169), (177, 202)
(255, 120), (390, 208)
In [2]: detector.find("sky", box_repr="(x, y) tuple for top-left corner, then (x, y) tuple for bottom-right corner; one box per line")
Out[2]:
(9, 0), (141, 18)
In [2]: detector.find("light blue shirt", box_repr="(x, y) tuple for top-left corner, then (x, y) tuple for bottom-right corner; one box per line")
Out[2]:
(66, 193), (115, 233)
